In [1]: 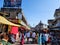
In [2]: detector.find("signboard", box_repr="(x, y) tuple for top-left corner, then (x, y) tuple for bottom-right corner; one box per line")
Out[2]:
(4, 0), (22, 7)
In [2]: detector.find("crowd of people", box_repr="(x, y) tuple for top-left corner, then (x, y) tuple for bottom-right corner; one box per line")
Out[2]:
(0, 32), (12, 45)
(0, 30), (25, 45)
(0, 29), (51, 45)
(38, 30), (50, 45)
(24, 31), (38, 44)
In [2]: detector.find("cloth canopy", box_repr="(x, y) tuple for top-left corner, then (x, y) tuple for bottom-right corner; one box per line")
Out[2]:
(0, 16), (20, 27)
(19, 20), (30, 30)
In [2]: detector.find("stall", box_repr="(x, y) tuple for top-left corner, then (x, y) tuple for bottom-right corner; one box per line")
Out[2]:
(50, 27), (60, 45)
(0, 16), (21, 33)
(18, 19), (30, 30)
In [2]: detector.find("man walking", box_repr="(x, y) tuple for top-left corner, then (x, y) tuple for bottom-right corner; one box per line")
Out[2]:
(44, 32), (49, 45)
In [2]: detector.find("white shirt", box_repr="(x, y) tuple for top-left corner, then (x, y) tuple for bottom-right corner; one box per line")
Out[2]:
(26, 32), (30, 38)
(32, 32), (36, 38)
(44, 34), (49, 41)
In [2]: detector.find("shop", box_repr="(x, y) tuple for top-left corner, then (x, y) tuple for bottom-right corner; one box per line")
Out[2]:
(0, 16), (20, 33)
(50, 27), (60, 45)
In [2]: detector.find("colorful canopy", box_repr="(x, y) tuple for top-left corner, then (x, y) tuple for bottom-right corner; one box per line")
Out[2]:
(18, 20), (30, 30)
(0, 16), (20, 27)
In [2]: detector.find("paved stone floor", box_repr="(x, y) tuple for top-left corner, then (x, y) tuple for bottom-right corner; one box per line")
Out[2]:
(24, 44), (38, 45)
(12, 43), (51, 45)
(12, 42), (51, 45)
(12, 44), (51, 45)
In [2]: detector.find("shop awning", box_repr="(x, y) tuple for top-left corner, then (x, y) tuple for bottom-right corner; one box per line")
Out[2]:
(0, 16), (20, 27)
(18, 20), (30, 30)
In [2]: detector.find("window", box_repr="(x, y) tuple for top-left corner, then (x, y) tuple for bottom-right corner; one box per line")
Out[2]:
(57, 13), (60, 16)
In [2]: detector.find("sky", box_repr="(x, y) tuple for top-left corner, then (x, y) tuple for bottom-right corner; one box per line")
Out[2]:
(0, 0), (60, 27)
(22, 0), (60, 27)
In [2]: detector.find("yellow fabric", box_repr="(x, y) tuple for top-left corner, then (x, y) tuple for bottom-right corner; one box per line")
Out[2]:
(8, 26), (11, 32)
(18, 20), (30, 30)
(0, 16), (20, 27)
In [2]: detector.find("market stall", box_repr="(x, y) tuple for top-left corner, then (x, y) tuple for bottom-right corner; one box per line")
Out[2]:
(0, 16), (21, 33)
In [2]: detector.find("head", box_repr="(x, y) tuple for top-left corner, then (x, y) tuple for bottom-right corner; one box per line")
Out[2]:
(30, 31), (32, 35)
(3, 33), (9, 41)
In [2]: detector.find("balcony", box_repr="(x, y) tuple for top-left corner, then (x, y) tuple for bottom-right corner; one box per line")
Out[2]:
(55, 16), (60, 19)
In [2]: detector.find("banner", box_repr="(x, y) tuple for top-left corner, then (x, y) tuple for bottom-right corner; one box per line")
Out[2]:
(4, 0), (22, 7)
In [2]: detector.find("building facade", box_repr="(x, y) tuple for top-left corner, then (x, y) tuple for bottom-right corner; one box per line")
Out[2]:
(48, 8), (60, 45)
(48, 8), (60, 30)
(0, 0), (29, 33)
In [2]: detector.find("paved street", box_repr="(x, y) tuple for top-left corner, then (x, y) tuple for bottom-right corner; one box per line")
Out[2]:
(12, 42), (51, 45)
(24, 44), (38, 45)
(12, 42), (38, 45)
(13, 44), (50, 45)
(24, 44), (50, 45)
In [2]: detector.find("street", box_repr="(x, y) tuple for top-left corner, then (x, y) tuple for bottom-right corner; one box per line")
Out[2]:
(12, 44), (51, 45)
(12, 42), (51, 45)
(0, 0), (60, 45)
